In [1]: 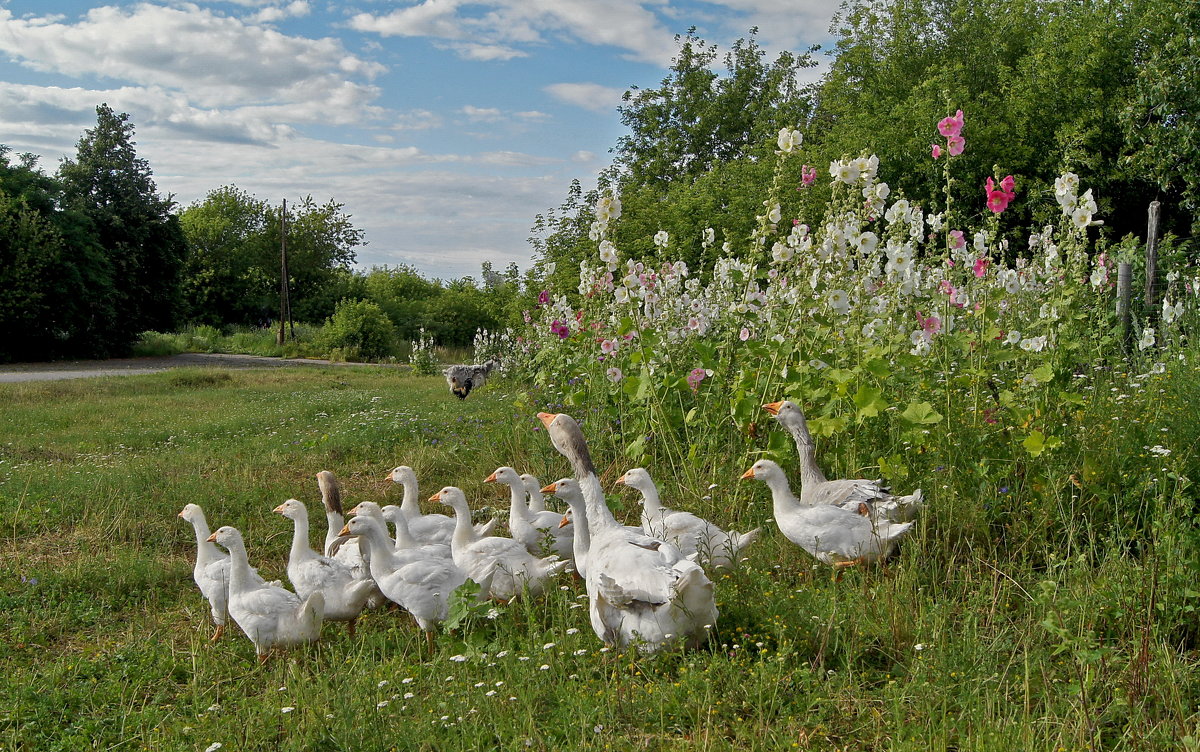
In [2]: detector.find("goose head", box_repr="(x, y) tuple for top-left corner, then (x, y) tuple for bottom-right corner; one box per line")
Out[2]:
(178, 503), (205, 523)
(349, 500), (385, 523)
(740, 459), (787, 483)
(537, 412), (595, 476)
(272, 498), (308, 520)
(521, 473), (544, 496)
(385, 465), (416, 485)
(429, 486), (468, 512)
(484, 466), (522, 488)
(337, 516), (378, 538)
(615, 467), (654, 493)
(542, 478), (584, 527)
(380, 505), (404, 524)
(763, 400), (806, 426)
(316, 470), (342, 514)
(206, 525), (243, 548)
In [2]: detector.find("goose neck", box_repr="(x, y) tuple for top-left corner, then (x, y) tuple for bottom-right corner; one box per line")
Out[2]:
(763, 473), (804, 517)
(580, 473), (617, 537)
(400, 478), (421, 515)
(289, 509), (313, 562)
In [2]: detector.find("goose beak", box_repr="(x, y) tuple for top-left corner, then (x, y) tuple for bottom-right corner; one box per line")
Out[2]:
(177, 510), (185, 518)
(483, 471), (498, 484)
(337, 524), (352, 537)
(740, 468), (756, 480)
(272, 503), (286, 514)
(348, 504), (361, 515)
(614, 476), (626, 486)
(540, 482), (557, 494)
(383, 473), (394, 482)
(558, 514), (571, 529)
(762, 401), (783, 416)
(428, 491), (442, 502)
(206, 532), (218, 542)
(536, 412), (557, 429)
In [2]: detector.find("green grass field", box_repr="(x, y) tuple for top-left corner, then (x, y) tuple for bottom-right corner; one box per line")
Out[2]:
(2, 366), (1198, 751)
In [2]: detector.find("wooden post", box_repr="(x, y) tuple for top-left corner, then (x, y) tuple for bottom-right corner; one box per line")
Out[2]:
(277, 198), (292, 345)
(1117, 261), (1132, 352)
(1144, 200), (1161, 319)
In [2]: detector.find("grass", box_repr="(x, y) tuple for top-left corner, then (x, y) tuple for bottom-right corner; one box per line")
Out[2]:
(1, 364), (1198, 750)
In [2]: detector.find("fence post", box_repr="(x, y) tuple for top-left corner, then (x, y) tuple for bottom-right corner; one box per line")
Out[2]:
(1117, 261), (1133, 352)
(1144, 200), (1161, 320)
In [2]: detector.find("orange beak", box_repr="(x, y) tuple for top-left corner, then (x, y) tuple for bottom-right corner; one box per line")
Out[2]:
(272, 503), (287, 514)
(762, 401), (783, 416)
(348, 504), (361, 515)
(537, 412), (557, 429)
(337, 524), (352, 536)
(558, 513), (571, 529)
(206, 532), (218, 542)
(740, 468), (756, 480)
(614, 476), (626, 486)
(428, 491), (442, 502)
(540, 482), (558, 494)
(483, 471), (498, 484)
(177, 510), (185, 518)
(383, 473), (394, 482)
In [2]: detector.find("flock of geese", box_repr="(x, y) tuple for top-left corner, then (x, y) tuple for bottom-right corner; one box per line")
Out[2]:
(180, 401), (924, 662)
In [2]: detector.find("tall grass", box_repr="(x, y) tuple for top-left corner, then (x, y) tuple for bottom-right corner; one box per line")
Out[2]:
(1, 360), (1198, 750)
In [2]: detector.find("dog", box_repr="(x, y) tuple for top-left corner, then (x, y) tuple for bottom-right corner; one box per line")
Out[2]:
(443, 359), (498, 399)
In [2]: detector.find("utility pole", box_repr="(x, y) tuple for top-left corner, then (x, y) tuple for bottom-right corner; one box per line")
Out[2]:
(277, 198), (293, 345)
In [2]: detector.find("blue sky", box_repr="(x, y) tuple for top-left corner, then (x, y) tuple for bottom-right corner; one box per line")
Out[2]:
(0, 1), (840, 279)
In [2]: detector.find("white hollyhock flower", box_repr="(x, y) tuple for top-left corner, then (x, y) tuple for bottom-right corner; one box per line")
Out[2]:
(653, 230), (669, 248)
(1138, 327), (1156, 351)
(826, 288), (851, 314)
(777, 127), (802, 153)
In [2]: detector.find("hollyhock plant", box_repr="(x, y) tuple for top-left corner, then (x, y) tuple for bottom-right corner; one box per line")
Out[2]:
(931, 143), (942, 159)
(800, 165), (817, 188)
(937, 109), (965, 138)
(686, 368), (707, 392)
(947, 136), (966, 156)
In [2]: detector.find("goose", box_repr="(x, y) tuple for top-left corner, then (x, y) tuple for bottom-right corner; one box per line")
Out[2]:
(541, 478), (593, 579)
(485, 466), (574, 562)
(616, 467), (759, 569)
(429, 486), (569, 602)
(179, 502), (273, 641)
(521, 473), (549, 513)
(273, 499), (379, 635)
(763, 400), (924, 522)
(317, 470), (376, 589)
(370, 502), (453, 561)
(205, 526), (324, 663)
(384, 465), (496, 545)
(539, 412), (717, 652)
(338, 515), (466, 651)
(740, 459), (914, 572)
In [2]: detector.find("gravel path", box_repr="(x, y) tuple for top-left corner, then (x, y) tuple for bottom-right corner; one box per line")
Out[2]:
(0, 352), (405, 383)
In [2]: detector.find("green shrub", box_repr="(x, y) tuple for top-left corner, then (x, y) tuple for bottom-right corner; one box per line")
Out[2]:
(316, 299), (395, 361)
(408, 327), (439, 374)
(131, 331), (183, 357)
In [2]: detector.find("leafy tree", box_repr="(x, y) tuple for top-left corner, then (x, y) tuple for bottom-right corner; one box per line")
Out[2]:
(58, 104), (187, 347)
(317, 298), (395, 360)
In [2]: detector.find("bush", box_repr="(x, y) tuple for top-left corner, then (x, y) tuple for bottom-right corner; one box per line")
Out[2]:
(316, 299), (396, 361)
(408, 327), (439, 375)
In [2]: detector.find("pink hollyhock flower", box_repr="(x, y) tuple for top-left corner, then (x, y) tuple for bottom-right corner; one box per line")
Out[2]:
(917, 311), (942, 335)
(986, 191), (1010, 213)
(937, 109), (964, 138)
(949, 230), (966, 250)
(550, 320), (570, 339)
(537, 290), (549, 306)
(973, 258), (991, 278)
(600, 339), (616, 355)
(686, 367), (707, 392)
(947, 135), (965, 156)
(1000, 175), (1015, 195)
(739, 327), (751, 341)
(931, 143), (942, 159)
(939, 279), (957, 297)
(799, 165), (817, 188)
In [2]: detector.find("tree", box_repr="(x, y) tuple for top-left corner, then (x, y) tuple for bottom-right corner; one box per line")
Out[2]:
(58, 104), (187, 348)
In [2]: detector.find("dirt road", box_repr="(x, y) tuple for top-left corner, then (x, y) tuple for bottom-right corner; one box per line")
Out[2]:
(0, 353), (403, 383)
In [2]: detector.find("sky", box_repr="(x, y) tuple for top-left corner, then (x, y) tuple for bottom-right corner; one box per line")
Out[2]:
(0, 1), (841, 280)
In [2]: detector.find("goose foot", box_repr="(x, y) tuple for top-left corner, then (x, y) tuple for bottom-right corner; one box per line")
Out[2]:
(257, 652), (271, 665)
(832, 557), (864, 582)
(210, 624), (224, 642)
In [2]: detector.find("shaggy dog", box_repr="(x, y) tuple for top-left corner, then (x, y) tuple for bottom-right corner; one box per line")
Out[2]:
(443, 359), (498, 399)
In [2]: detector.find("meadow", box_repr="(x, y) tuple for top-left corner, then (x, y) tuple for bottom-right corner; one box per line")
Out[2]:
(1, 358), (1198, 751)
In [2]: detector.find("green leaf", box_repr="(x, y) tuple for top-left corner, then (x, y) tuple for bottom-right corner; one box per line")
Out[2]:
(900, 401), (943, 425)
(1023, 430), (1046, 456)
(853, 384), (889, 420)
(863, 358), (891, 379)
(1031, 363), (1054, 383)
(625, 435), (646, 460)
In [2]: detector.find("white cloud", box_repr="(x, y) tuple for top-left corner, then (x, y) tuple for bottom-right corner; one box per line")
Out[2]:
(249, 2), (312, 24)
(544, 82), (626, 113)
(348, 0), (677, 64)
(460, 105), (504, 122)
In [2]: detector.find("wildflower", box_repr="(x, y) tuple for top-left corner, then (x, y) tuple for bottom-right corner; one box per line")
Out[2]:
(1162, 299), (1183, 325)
(799, 165), (817, 187)
(600, 339), (617, 355)
(206, 704), (221, 713)
(539, 664), (550, 671)
(404, 692), (414, 699)
(947, 135), (965, 156)
(377, 701), (389, 709)
(766, 203), (782, 224)
(653, 230), (669, 248)
(916, 311), (942, 335)
(948, 229), (965, 250)
(1072, 207), (1093, 229)
(739, 327), (751, 341)
(598, 240), (618, 266)
(931, 143), (941, 159)
(449, 654), (468, 662)
(1148, 445), (1171, 457)
(566, 627), (579, 635)
(703, 227), (715, 246)
(1005, 330), (1021, 345)
(596, 194), (621, 223)
(687, 368), (707, 392)
(550, 320), (570, 339)
(402, 677), (414, 683)
(1138, 327), (1156, 351)
(281, 707), (295, 714)
(537, 290), (549, 305)
(973, 258), (990, 278)
(826, 288), (851, 314)
(378, 680), (389, 688)
(542, 642), (556, 650)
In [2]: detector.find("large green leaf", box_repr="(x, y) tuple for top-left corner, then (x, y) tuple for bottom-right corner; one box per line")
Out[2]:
(899, 400), (943, 425)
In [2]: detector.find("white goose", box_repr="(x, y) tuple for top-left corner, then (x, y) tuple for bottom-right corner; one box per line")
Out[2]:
(539, 412), (717, 652)
(541, 478), (593, 579)
(430, 486), (569, 602)
(179, 502), (272, 641)
(338, 515), (466, 651)
(521, 473), (549, 513)
(740, 459), (914, 572)
(205, 526), (324, 663)
(384, 465), (496, 545)
(317, 470), (376, 591)
(763, 400), (924, 522)
(485, 466), (574, 562)
(273, 499), (378, 634)
(369, 502), (453, 561)
(616, 467), (759, 569)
